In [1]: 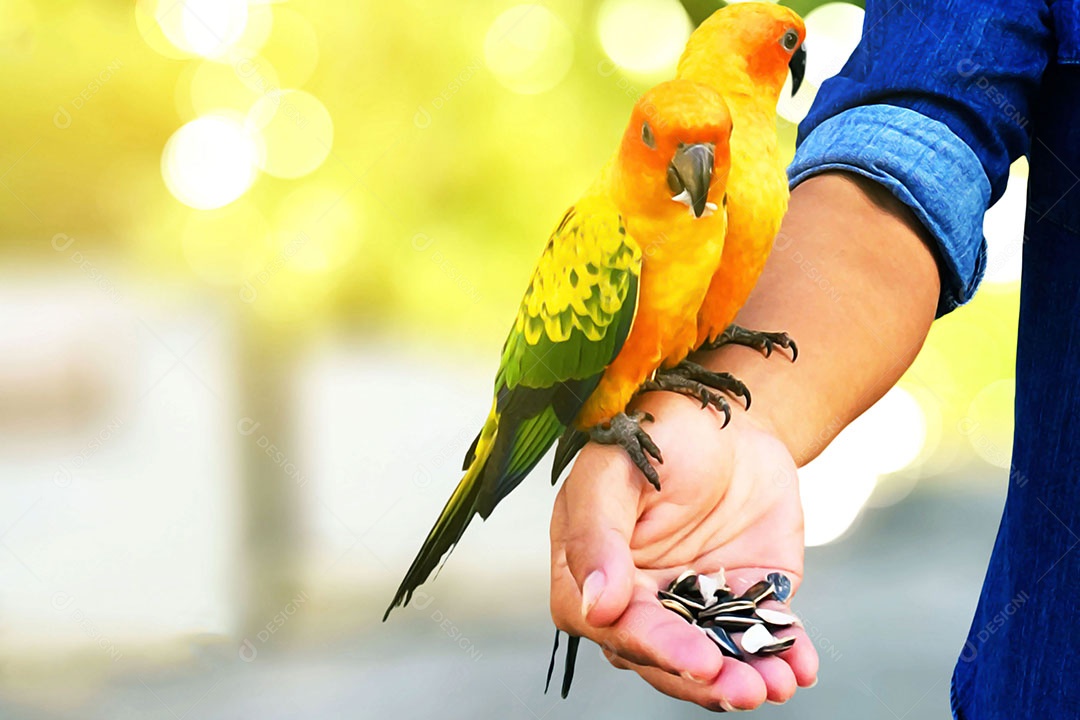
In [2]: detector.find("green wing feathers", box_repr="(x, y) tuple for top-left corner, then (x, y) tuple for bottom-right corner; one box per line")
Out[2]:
(496, 199), (641, 392)
(484, 197), (641, 510)
(385, 197), (641, 620)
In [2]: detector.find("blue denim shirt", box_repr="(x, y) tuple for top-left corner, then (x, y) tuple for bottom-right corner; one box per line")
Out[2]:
(790, 1), (1080, 717)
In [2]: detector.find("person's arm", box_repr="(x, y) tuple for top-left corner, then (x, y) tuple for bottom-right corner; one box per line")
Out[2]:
(548, 176), (940, 710)
(550, 0), (1054, 711)
(700, 171), (941, 465)
(716, 0), (1052, 460)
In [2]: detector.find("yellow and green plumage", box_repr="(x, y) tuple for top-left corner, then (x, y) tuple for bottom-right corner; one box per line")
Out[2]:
(385, 80), (732, 619)
(489, 200), (641, 501)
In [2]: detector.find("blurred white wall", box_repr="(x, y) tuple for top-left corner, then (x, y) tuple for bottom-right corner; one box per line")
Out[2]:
(0, 271), (239, 657)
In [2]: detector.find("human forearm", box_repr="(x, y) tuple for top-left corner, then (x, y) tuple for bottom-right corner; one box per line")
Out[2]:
(699, 172), (941, 466)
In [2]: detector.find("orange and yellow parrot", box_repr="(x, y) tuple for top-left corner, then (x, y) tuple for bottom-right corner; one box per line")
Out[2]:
(667, 2), (807, 382)
(547, 5), (810, 697)
(384, 79), (733, 620)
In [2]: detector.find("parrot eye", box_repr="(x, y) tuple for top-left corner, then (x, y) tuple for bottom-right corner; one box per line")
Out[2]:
(781, 29), (800, 52)
(641, 121), (656, 149)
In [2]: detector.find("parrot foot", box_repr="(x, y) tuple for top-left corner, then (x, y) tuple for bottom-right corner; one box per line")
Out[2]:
(704, 324), (798, 362)
(639, 369), (738, 428)
(652, 361), (751, 413)
(588, 411), (663, 490)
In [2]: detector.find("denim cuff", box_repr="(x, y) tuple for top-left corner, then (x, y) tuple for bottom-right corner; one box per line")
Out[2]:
(789, 104), (991, 316)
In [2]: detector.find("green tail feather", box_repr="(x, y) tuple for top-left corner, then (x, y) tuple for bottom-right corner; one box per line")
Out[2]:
(383, 422), (493, 621)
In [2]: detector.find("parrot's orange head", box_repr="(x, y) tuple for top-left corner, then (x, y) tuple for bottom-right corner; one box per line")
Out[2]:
(678, 3), (806, 98)
(617, 79), (732, 220)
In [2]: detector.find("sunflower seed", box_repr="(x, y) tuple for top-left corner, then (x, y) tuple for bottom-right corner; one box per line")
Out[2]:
(738, 624), (797, 655)
(660, 598), (695, 622)
(710, 599), (756, 615)
(755, 608), (798, 627)
(670, 571), (699, 598)
(703, 625), (743, 658)
(698, 602), (755, 622)
(756, 635), (797, 655)
(657, 590), (705, 614)
(711, 588), (735, 606)
(738, 624), (777, 654)
(655, 568), (798, 660)
(739, 580), (776, 605)
(697, 574), (720, 604)
(766, 572), (792, 603)
(702, 614), (763, 631)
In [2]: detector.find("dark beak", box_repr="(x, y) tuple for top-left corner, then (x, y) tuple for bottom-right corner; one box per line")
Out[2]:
(668, 142), (714, 218)
(789, 43), (807, 96)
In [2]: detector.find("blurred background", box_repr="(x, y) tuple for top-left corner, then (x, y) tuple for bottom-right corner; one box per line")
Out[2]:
(0, 0), (1021, 717)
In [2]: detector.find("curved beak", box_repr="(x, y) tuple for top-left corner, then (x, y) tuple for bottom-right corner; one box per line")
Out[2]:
(668, 142), (715, 219)
(789, 43), (807, 96)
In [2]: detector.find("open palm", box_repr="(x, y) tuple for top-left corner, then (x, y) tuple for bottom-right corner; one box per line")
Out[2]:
(550, 390), (818, 711)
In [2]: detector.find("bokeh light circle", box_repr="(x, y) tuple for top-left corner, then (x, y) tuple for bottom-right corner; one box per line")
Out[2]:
(780, 2), (864, 124)
(162, 115), (259, 210)
(844, 386), (928, 476)
(136, 0), (193, 59)
(803, 2), (864, 88)
(229, 2), (274, 57)
(597, 0), (692, 75)
(157, 0), (250, 59)
(964, 379), (1016, 469)
(246, 90), (334, 179)
(799, 387), (928, 546)
(179, 58), (282, 120)
(983, 159), (1028, 285)
(484, 5), (574, 95)
(777, 76), (817, 124)
(799, 451), (877, 547)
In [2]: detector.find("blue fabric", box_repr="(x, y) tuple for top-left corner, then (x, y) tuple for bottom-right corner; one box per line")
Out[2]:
(789, 1), (1080, 717)
(789, 105), (990, 315)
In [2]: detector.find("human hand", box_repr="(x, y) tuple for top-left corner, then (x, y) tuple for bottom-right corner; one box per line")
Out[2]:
(549, 390), (819, 711)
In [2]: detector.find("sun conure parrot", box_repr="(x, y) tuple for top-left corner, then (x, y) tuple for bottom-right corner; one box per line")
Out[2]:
(384, 79), (734, 621)
(663, 2), (807, 387)
(547, 6), (810, 697)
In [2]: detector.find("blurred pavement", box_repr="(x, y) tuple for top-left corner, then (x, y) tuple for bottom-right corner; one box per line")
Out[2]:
(0, 480), (1003, 720)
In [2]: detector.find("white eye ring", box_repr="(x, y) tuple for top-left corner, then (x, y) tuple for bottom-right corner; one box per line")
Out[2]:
(641, 121), (656, 148)
(781, 29), (799, 51)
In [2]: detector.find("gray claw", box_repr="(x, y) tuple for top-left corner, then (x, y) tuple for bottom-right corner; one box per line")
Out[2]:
(589, 412), (664, 490)
(668, 362), (751, 411)
(710, 325), (798, 363)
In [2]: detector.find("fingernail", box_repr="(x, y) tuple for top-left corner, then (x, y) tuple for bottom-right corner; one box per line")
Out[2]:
(718, 699), (747, 712)
(806, 678), (818, 689)
(680, 671), (709, 684)
(581, 570), (606, 618)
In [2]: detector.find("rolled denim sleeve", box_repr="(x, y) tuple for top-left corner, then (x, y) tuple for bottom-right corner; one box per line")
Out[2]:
(790, 106), (989, 315)
(792, 0), (1053, 315)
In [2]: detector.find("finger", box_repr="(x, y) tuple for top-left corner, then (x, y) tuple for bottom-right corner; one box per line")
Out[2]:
(604, 651), (769, 712)
(559, 443), (642, 626)
(769, 623), (819, 688)
(553, 572), (726, 681)
(744, 655), (797, 704)
(744, 591), (818, 688)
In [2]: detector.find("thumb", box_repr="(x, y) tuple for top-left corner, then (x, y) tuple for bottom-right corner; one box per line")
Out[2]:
(560, 443), (641, 627)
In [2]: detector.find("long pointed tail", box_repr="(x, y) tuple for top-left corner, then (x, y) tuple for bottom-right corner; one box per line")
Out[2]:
(383, 412), (498, 621)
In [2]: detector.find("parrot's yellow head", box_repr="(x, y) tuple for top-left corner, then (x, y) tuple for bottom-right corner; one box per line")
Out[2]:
(616, 79), (732, 220)
(678, 3), (807, 100)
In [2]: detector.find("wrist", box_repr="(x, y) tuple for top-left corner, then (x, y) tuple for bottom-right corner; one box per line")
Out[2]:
(692, 343), (816, 465)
